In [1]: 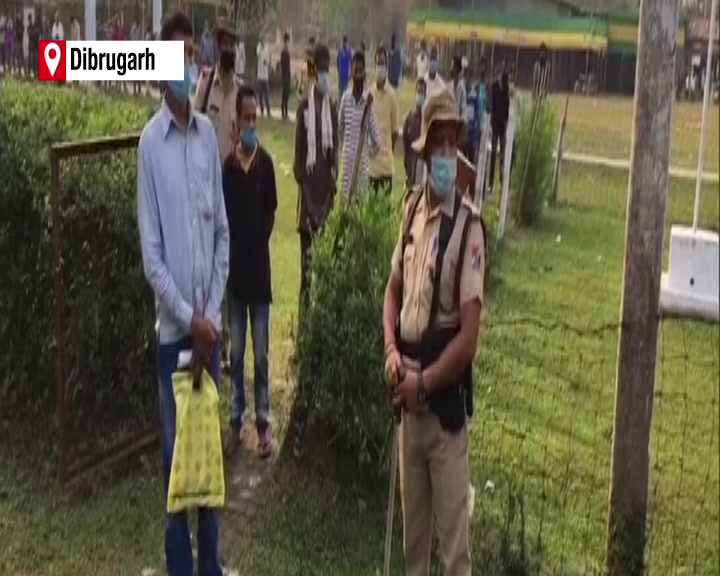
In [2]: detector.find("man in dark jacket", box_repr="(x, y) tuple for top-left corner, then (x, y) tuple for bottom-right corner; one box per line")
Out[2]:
(291, 43), (338, 459)
(389, 33), (402, 89)
(488, 66), (509, 195)
(280, 32), (291, 120)
(293, 42), (338, 312)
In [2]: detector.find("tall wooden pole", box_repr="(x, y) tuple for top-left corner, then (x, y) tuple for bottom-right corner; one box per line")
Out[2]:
(606, 1), (678, 575)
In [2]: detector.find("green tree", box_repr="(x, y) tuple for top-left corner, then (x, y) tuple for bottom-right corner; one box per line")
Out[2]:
(225, 0), (277, 76)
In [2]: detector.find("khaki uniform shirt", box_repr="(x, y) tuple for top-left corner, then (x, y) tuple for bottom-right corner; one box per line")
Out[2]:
(194, 67), (241, 163)
(390, 186), (485, 346)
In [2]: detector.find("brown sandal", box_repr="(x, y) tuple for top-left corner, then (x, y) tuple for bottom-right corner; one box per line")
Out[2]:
(258, 430), (272, 460)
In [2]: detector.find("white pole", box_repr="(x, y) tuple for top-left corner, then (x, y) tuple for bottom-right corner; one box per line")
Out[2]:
(693, 0), (718, 231)
(498, 113), (516, 241)
(152, 0), (162, 37)
(84, 0), (96, 41)
(474, 112), (491, 211)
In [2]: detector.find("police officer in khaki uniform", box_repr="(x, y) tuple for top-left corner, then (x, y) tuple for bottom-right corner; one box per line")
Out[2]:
(382, 89), (486, 576)
(194, 18), (241, 372)
(194, 18), (241, 164)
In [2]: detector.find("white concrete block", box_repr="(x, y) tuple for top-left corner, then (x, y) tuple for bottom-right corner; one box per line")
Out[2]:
(660, 225), (720, 322)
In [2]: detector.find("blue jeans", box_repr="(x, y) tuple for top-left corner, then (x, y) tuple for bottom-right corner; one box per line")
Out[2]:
(157, 336), (222, 576)
(228, 298), (270, 434)
(258, 80), (270, 116)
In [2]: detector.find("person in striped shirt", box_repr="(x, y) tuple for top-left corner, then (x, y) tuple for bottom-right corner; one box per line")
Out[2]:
(338, 50), (381, 197)
(532, 43), (551, 101)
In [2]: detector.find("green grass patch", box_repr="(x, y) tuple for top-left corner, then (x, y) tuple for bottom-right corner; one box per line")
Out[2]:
(1, 83), (718, 576)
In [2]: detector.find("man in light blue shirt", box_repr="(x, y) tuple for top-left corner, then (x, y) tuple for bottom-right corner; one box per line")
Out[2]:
(136, 11), (228, 576)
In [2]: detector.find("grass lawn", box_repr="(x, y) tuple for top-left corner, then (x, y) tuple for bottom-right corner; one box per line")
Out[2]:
(1, 94), (718, 575)
(389, 76), (720, 173)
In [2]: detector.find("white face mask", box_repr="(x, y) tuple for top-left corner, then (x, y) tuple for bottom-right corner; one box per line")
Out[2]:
(376, 65), (387, 83)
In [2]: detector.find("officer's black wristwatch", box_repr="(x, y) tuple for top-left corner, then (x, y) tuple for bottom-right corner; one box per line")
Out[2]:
(417, 371), (428, 406)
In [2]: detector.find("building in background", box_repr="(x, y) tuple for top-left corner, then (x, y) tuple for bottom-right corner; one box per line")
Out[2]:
(407, 0), (687, 96)
(686, 12), (720, 95)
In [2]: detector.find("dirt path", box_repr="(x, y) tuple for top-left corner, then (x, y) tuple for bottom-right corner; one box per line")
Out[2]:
(221, 427), (278, 521)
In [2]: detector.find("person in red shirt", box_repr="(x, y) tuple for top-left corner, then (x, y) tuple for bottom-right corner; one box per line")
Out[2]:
(111, 15), (126, 91)
(115, 13), (126, 41)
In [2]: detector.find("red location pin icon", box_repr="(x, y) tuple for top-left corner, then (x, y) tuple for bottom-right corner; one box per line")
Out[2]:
(44, 42), (61, 77)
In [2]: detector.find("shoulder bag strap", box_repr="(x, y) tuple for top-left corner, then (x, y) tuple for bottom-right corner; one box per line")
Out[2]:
(427, 193), (462, 331)
(200, 66), (216, 114)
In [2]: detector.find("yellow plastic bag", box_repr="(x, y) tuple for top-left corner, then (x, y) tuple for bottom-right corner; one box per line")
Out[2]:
(167, 368), (225, 513)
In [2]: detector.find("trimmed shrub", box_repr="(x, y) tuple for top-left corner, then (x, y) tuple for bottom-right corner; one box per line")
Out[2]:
(0, 81), (156, 463)
(292, 193), (399, 468)
(510, 97), (556, 227)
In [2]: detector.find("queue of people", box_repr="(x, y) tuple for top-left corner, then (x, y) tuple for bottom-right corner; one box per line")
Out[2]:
(0, 10), (41, 77)
(135, 10), (495, 575)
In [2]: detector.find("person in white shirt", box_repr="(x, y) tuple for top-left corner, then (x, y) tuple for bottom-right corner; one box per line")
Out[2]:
(235, 38), (245, 81)
(256, 38), (271, 117)
(425, 46), (445, 100)
(0, 15), (6, 73)
(69, 15), (81, 41)
(51, 12), (64, 41)
(450, 55), (467, 121)
(416, 40), (428, 79)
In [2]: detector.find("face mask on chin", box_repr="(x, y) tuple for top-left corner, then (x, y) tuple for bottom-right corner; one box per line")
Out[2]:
(219, 49), (235, 71)
(376, 65), (387, 84)
(316, 71), (329, 94)
(353, 76), (365, 95)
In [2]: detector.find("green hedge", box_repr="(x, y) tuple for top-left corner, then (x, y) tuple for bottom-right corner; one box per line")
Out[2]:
(0, 81), (157, 462)
(511, 97), (556, 227)
(292, 193), (399, 468)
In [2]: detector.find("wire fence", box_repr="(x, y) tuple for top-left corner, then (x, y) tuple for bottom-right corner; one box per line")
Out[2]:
(466, 315), (719, 575)
(554, 93), (719, 174)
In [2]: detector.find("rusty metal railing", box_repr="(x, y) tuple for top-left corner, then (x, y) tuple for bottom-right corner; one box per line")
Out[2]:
(50, 134), (157, 488)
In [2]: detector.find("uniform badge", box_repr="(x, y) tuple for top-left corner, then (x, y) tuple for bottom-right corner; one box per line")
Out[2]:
(471, 243), (482, 269)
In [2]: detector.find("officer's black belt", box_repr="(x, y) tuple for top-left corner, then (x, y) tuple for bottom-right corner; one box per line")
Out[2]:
(398, 327), (471, 434)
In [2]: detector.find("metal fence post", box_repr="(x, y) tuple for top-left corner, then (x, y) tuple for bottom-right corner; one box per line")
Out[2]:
(50, 148), (68, 485)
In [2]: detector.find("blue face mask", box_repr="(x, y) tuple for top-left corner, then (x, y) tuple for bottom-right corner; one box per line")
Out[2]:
(416, 93), (425, 109)
(429, 59), (438, 75)
(169, 58), (191, 102)
(429, 155), (456, 200)
(316, 71), (329, 94)
(240, 126), (257, 149)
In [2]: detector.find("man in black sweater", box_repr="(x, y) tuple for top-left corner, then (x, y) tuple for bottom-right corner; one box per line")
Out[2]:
(222, 85), (278, 460)
(488, 66), (509, 195)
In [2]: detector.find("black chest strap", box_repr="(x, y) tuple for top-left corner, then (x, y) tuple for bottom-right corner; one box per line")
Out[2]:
(426, 195), (473, 333)
(398, 191), (475, 333)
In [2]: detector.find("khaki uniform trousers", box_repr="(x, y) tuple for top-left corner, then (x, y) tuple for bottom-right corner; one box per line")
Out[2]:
(399, 410), (472, 576)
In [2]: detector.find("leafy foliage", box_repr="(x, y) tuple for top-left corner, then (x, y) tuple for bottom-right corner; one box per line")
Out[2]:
(225, 0), (277, 77)
(0, 81), (156, 463)
(292, 193), (399, 469)
(510, 97), (556, 227)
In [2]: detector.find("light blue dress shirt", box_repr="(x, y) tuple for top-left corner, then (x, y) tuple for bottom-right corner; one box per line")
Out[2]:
(137, 99), (229, 345)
